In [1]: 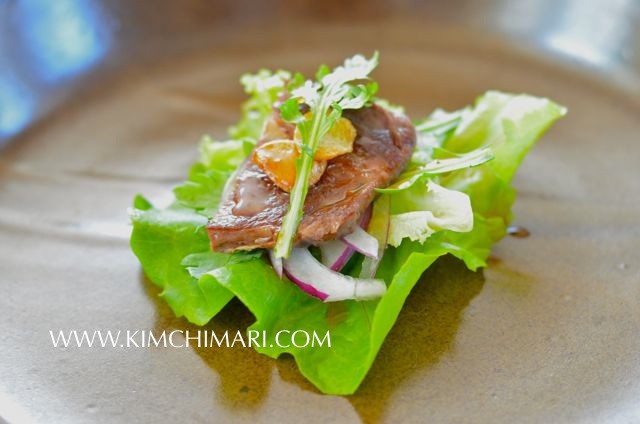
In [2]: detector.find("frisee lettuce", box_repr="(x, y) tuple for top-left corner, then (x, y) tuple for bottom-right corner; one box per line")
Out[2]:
(129, 58), (566, 394)
(386, 181), (473, 246)
(229, 69), (291, 141)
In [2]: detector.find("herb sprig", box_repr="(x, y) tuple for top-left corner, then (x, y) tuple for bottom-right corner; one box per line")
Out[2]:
(274, 52), (380, 258)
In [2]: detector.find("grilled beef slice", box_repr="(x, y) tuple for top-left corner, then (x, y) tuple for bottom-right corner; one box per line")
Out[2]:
(207, 104), (416, 252)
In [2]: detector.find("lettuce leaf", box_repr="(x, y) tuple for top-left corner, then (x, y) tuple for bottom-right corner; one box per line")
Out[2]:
(377, 146), (493, 193)
(129, 87), (566, 395)
(199, 136), (253, 172)
(386, 181), (473, 246)
(229, 69), (291, 141)
(129, 202), (234, 325)
(437, 91), (567, 250)
(203, 239), (450, 395)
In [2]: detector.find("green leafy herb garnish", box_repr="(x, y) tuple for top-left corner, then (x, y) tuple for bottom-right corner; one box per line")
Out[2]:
(377, 147), (494, 193)
(273, 52), (380, 258)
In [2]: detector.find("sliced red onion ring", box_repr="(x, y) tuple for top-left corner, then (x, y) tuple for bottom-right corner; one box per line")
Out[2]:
(341, 226), (379, 259)
(319, 240), (355, 271)
(268, 249), (283, 278)
(318, 205), (374, 271)
(283, 247), (386, 302)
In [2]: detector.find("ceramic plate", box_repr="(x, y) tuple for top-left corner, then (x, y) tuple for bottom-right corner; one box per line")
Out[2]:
(1, 1), (639, 422)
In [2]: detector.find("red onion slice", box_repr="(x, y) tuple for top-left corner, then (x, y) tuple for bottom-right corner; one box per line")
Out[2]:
(318, 205), (375, 271)
(341, 227), (379, 259)
(319, 239), (355, 271)
(283, 248), (386, 302)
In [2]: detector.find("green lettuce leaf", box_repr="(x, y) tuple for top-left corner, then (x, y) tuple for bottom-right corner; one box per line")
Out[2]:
(400, 90), (567, 273)
(173, 165), (229, 219)
(386, 181), (473, 247)
(444, 91), (565, 181)
(129, 202), (234, 325)
(199, 136), (253, 172)
(437, 91), (567, 243)
(205, 239), (450, 395)
(377, 146), (493, 193)
(173, 137), (254, 219)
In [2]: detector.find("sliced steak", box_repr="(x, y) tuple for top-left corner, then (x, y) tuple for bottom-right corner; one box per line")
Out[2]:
(207, 104), (416, 252)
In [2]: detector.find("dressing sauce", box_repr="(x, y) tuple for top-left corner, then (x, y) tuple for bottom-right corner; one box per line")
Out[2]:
(507, 225), (530, 238)
(233, 172), (272, 216)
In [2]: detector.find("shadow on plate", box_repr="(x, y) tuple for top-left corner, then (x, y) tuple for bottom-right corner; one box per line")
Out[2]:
(142, 277), (275, 409)
(141, 254), (484, 421)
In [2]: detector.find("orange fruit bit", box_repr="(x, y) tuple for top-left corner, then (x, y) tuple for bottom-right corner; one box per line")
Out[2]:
(261, 116), (293, 141)
(252, 139), (327, 192)
(294, 117), (357, 161)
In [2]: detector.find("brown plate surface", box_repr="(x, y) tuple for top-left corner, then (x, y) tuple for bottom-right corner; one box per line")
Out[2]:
(1, 2), (639, 423)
